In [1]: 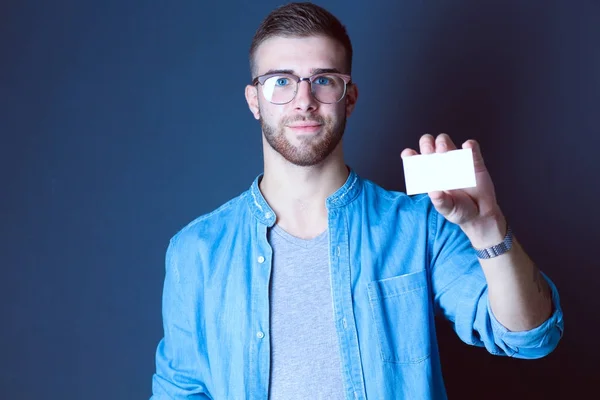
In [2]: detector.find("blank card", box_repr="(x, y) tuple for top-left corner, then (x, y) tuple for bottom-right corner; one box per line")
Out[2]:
(402, 148), (477, 195)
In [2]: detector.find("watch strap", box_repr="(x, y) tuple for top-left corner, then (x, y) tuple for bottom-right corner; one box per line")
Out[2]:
(474, 226), (513, 259)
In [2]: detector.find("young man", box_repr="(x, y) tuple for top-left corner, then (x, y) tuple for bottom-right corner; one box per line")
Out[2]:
(151, 3), (563, 399)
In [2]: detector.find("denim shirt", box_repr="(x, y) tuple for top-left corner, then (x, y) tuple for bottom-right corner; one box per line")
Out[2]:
(151, 170), (564, 400)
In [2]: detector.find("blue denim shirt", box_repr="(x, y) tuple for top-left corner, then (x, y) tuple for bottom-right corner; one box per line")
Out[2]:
(151, 170), (564, 400)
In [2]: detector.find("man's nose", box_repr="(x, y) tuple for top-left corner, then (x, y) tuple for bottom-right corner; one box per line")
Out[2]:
(292, 79), (318, 111)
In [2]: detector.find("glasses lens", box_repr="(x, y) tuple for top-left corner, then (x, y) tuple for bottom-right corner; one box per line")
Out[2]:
(311, 74), (346, 104)
(260, 74), (347, 104)
(262, 75), (296, 104)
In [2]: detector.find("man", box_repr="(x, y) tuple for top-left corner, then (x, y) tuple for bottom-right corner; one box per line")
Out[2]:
(151, 2), (564, 399)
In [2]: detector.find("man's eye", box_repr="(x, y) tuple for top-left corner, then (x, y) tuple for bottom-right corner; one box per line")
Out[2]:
(275, 78), (289, 86)
(315, 77), (331, 85)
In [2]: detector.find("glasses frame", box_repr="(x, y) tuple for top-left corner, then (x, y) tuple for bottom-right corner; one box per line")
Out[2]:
(252, 72), (353, 105)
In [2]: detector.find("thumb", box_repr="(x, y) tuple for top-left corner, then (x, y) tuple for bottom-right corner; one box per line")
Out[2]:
(429, 190), (455, 217)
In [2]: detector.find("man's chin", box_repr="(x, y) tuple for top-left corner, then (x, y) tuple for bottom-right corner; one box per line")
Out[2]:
(283, 155), (325, 167)
(281, 143), (335, 166)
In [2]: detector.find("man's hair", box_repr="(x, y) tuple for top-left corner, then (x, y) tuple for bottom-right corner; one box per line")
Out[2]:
(249, 2), (353, 78)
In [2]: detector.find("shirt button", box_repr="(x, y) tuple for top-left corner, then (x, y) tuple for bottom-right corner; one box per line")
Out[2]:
(256, 331), (265, 339)
(265, 211), (273, 219)
(257, 256), (265, 264)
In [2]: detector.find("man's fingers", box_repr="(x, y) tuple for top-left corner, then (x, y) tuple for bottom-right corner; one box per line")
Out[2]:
(435, 133), (457, 153)
(401, 148), (419, 158)
(462, 139), (486, 173)
(419, 134), (435, 154)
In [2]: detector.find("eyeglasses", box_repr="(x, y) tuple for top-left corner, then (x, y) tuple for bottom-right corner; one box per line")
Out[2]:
(252, 72), (352, 105)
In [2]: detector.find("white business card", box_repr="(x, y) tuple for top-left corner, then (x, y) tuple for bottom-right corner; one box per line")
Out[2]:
(402, 148), (477, 195)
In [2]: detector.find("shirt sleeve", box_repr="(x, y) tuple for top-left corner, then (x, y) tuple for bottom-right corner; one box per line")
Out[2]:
(428, 208), (564, 359)
(151, 236), (213, 399)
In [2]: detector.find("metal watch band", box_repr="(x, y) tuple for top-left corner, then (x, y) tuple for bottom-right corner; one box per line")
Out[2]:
(474, 226), (513, 259)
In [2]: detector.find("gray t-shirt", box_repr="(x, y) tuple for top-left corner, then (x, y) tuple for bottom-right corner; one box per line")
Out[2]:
(267, 225), (345, 400)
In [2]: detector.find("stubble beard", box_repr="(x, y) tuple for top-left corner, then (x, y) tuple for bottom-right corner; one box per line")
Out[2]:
(260, 111), (347, 167)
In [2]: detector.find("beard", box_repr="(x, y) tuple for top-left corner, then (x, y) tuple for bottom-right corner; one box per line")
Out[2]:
(260, 110), (346, 167)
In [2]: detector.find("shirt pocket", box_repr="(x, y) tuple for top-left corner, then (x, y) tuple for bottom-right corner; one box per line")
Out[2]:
(367, 269), (431, 364)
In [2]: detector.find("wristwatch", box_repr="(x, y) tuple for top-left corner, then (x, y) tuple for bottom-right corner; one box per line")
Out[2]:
(474, 226), (513, 259)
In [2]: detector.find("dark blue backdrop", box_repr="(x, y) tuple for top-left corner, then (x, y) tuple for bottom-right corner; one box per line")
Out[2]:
(2, 1), (598, 398)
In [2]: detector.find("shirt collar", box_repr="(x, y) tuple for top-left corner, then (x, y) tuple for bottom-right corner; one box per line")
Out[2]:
(247, 167), (363, 226)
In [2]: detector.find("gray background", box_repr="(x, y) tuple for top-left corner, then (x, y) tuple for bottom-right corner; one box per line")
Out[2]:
(2, 0), (598, 398)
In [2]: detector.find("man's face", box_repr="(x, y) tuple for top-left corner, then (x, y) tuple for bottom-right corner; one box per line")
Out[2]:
(246, 36), (357, 167)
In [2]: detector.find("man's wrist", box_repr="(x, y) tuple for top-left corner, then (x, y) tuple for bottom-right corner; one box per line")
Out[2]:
(461, 212), (508, 249)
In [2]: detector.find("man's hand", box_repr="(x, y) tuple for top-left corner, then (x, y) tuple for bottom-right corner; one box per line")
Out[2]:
(401, 133), (506, 248)
(403, 133), (554, 332)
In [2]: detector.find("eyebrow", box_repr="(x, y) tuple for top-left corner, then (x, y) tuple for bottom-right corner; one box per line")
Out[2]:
(261, 67), (344, 76)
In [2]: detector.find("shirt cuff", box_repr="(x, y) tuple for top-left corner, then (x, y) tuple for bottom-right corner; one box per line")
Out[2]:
(487, 271), (564, 358)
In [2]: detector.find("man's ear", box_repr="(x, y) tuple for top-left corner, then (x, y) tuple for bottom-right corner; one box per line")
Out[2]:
(345, 83), (358, 117)
(245, 85), (261, 120)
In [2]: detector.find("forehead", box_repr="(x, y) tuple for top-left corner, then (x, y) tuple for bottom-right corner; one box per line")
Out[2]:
(254, 35), (346, 76)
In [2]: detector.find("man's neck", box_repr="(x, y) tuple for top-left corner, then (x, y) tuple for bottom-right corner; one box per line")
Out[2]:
(259, 146), (348, 239)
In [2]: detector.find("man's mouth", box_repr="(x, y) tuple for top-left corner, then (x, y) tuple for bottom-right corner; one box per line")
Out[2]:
(287, 122), (322, 127)
(286, 123), (322, 134)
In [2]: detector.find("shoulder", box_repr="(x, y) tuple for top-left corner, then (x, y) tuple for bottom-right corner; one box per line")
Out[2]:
(169, 189), (251, 250)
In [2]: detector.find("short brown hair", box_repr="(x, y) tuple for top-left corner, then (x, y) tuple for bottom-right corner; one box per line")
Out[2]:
(249, 2), (353, 78)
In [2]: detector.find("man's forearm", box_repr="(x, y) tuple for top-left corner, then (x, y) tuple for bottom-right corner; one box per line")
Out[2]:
(463, 215), (553, 332)
(480, 237), (553, 331)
